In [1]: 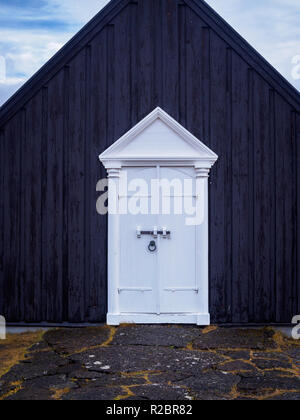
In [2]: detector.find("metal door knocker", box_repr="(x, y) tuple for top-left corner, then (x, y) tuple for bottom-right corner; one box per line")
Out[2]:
(148, 240), (157, 252)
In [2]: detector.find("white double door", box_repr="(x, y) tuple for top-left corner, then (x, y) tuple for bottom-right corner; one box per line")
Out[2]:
(118, 166), (201, 316)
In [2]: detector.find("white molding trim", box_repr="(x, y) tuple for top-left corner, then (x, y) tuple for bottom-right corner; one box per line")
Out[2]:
(99, 107), (218, 169)
(107, 313), (211, 326)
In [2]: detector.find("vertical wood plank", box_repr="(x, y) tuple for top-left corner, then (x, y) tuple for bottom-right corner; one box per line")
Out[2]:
(291, 110), (298, 318)
(209, 33), (231, 323)
(107, 23), (115, 147)
(19, 109), (26, 321)
(269, 89), (276, 322)
(46, 71), (64, 322)
(41, 86), (48, 322)
(114, 6), (132, 138)
(178, 3), (187, 127)
(185, 6), (202, 139)
(225, 47), (233, 323)
(3, 115), (21, 321)
(231, 52), (250, 323)
(67, 50), (86, 322)
(201, 26), (211, 145)
(296, 112), (300, 317)
(24, 93), (43, 322)
(247, 68), (254, 322)
(252, 73), (273, 322)
(130, 1), (139, 126)
(162, 0), (179, 119)
(185, 9), (210, 142)
(88, 31), (108, 322)
(153, 0), (163, 110)
(137, 0), (154, 119)
(274, 94), (295, 322)
(0, 129), (4, 315)
(84, 44), (92, 322)
(62, 67), (70, 322)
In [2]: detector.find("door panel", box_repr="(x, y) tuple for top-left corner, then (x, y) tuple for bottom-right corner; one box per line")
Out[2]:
(119, 166), (199, 315)
(119, 167), (157, 313)
(159, 167), (198, 313)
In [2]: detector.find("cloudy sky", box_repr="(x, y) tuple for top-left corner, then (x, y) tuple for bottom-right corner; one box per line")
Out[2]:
(0, 0), (299, 106)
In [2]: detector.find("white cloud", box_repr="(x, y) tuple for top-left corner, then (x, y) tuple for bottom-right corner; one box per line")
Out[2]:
(0, 0), (110, 105)
(0, 28), (70, 106)
(0, 77), (25, 86)
(206, 0), (300, 90)
(0, 81), (24, 106)
(49, 0), (110, 23)
(3, 35), (65, 77)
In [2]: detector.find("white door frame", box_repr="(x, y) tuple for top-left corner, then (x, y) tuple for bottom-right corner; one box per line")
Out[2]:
(99, 107), (218, 326)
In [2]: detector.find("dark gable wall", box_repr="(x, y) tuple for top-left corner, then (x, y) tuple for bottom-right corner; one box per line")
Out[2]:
(0, 0), (299, 324)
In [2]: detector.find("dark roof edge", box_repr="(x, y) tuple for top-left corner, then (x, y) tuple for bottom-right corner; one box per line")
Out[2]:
(187, 0), (300, 111)
(0, 0), (128, 127)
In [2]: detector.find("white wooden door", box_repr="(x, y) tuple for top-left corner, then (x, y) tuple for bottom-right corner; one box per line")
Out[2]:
(119, 166), (199, 315)
(119, 167), (158, 314)
(159, 167), (199, 314)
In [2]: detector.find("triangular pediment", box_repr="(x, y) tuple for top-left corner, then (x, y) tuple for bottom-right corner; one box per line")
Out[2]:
(99, 108), (218, 167)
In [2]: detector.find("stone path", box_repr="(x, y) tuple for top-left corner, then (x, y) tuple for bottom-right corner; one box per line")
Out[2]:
(0, 325), (299, 400)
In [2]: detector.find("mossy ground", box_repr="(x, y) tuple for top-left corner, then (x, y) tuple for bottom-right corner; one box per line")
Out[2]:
(0, 326), (299, 400)
(0, 331), (44, 378)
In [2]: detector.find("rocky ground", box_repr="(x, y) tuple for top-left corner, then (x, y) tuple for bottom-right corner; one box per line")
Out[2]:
(0, 325), (299, 400)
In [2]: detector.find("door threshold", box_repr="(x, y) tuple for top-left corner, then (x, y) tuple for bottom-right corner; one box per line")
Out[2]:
(107, 313), (210, 326)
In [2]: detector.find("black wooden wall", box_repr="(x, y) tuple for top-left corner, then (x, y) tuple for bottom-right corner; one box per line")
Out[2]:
(0, 0), (299, 324)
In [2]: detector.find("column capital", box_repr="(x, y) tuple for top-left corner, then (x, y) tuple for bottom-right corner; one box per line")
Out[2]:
(107, 168), (121, 179)
(195, 167), (210, 178)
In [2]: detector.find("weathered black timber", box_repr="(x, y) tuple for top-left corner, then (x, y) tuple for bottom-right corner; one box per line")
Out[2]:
(0, 0), (299, 324)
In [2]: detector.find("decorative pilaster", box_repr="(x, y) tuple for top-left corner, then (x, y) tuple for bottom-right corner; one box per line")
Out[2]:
(107, 168), (120, 214)
(195, 165), (210, 323)
(107, 167), (121, 323)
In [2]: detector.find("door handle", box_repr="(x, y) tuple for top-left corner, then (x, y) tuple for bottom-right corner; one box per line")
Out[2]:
(136, 228), (171, 238)
(148, 241), (157, 252)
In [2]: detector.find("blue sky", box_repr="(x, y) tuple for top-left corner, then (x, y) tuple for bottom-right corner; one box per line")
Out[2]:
(0, 0), (299, 106)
